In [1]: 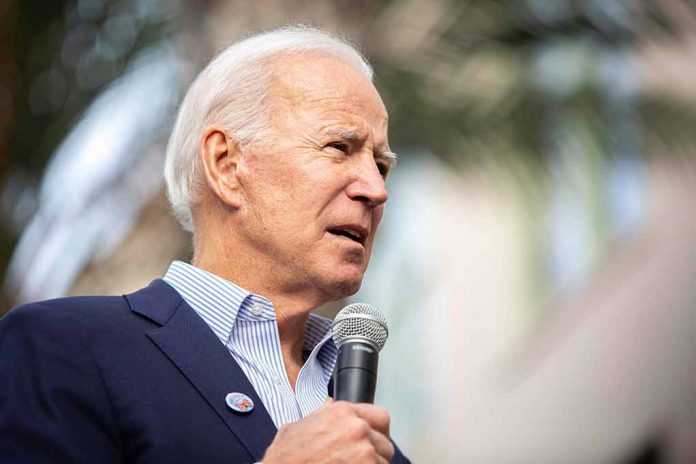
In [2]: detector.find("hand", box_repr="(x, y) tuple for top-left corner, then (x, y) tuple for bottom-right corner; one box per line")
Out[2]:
(262, 400), (394, 463)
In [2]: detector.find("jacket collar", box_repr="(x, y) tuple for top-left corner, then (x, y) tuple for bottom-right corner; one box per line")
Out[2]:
(124, 279), (278, 461)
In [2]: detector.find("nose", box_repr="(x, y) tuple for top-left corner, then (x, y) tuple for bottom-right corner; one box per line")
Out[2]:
(346, 154), (388, 208)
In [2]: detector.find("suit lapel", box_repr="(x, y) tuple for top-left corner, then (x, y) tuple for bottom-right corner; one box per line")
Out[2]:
(125, 280), (278, 461)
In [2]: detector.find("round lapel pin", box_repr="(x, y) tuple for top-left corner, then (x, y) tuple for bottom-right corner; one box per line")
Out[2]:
(225, 392), (254, 413)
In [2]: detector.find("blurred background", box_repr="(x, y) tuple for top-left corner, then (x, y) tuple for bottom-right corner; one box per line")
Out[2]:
(1, 0), (696, 462)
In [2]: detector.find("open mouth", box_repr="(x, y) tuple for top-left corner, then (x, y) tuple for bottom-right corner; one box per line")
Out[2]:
(327, 227), (366, 245)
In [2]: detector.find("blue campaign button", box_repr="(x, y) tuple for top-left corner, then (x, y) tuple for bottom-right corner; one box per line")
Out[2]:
(225, 392), (254, 413)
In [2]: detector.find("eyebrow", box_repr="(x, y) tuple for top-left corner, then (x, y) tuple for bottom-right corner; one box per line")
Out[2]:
(326, 128), (399, 167)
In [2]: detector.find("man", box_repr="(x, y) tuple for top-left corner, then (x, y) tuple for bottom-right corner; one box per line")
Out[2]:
(0, 26), (410, 463)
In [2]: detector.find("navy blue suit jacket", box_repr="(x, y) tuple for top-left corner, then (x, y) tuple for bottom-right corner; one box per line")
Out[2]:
(0, 280), (410, 463)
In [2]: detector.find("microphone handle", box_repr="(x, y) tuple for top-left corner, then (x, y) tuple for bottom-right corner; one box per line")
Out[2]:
(333, 341), (379, 403)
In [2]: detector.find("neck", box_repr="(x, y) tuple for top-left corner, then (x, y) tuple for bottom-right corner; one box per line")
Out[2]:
(191, 217), (332, 318)
(193, 242), (323, 389)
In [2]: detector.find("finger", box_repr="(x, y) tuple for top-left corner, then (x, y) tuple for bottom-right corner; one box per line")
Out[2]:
(322, 397), (334, 407)
(308, 397), (335, 417)
(351, 403), (391, 436)
(368, 429), (395, 460)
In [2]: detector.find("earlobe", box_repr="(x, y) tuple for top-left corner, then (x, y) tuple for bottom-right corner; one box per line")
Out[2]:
(199, 126), (243, 208)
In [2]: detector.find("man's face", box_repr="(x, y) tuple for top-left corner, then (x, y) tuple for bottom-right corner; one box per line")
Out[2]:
(234, 53), (393, 302)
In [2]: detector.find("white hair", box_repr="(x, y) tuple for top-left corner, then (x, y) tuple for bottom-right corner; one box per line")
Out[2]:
(164, 26), (374, 232)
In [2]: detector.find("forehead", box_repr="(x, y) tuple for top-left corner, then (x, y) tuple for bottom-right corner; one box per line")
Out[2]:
(267, 52), (389, 131)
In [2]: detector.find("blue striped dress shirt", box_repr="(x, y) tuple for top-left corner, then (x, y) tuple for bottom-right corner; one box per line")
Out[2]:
(162, 260), (337, 429)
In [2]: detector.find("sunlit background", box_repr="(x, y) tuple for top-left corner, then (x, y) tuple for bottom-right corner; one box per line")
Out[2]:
(2, 0), (696, 462)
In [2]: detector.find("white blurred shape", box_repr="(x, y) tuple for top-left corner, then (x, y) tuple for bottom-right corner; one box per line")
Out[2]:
(6, 42), (188, 303)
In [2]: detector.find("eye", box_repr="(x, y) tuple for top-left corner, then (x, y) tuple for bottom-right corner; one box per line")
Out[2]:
(376, 160), (390, 178)
(326, 142), (349, 153)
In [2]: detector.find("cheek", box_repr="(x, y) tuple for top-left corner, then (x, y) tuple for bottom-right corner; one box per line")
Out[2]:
(242, 161), (297, 206)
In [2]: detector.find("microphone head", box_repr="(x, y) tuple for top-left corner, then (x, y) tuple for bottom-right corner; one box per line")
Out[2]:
(331, 303), (388, 352)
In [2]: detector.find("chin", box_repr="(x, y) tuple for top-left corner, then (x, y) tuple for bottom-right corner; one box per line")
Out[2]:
(317, 268), (365, 300)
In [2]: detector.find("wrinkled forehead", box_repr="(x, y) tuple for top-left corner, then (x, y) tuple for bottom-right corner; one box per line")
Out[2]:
(266, 51), (389, 122)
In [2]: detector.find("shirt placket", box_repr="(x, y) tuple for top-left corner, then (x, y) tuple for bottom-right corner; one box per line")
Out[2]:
(267, 321), (304, 424)
(244, 296), (306, 426)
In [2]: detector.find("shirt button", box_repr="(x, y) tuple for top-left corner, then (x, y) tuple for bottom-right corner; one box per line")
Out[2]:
(272, 375), (282, 385)
(251, 303), (264, 316)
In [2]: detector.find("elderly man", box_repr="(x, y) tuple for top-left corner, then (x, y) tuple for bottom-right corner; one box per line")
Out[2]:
(0, 27), (410, 463)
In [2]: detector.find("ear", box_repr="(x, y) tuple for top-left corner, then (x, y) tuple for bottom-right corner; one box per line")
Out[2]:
(199, 126), (243, 208)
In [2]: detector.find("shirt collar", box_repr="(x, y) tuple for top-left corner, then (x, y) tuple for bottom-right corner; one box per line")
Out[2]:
(162, 260), (334, 354)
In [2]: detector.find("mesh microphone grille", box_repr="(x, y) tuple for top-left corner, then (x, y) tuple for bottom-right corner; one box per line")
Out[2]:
(331, 303), (388, 351)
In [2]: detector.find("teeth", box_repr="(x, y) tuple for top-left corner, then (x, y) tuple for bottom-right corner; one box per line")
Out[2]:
(329, 228), (364, 243)
(344, 230), (361, 240)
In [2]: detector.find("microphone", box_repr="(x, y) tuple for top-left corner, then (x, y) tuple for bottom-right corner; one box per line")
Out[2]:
(331, 303), (388, 403)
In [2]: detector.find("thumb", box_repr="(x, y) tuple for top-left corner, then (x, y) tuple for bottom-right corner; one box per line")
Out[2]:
(322, 397), (335, 408)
